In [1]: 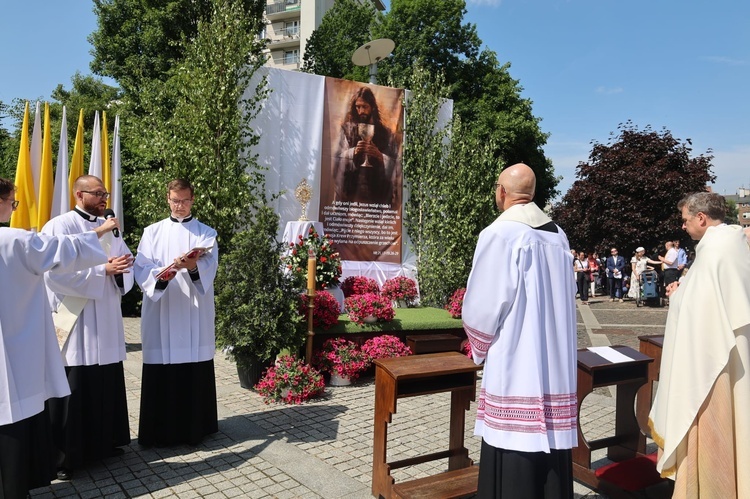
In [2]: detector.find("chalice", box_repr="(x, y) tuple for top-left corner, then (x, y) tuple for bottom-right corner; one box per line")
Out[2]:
(357, 123), (375, 167)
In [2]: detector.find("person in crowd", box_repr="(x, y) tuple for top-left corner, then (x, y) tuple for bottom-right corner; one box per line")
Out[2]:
(0, 178), (113, 499)
(674, 239), (687, 273)
(627, 247), (660, 300)
(649, 192), (750, 497)
(659, 240), (680, 289)
(587, 252), (599, 298)
(134, 179), (219, 447)
(334, 86), (401, 206)
(463, 163), (577, 498)
(574, 251), (590, 304)
(40, 175), (134, 480)
(569, 249), (577, 290)
(606, 247), (626, 302)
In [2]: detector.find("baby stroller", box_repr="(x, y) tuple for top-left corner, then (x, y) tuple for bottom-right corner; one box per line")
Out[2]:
(636, 269), (660, 307)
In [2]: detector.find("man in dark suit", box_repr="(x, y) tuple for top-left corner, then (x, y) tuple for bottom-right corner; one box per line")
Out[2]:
(606, 247), (626, 302)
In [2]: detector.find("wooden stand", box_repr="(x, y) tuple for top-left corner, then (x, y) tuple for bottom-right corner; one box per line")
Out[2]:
(573, 346), (653, 490)
(636, 335), (664, 452)
(405, 334), (462, 355)
(372, 352), (481, 499)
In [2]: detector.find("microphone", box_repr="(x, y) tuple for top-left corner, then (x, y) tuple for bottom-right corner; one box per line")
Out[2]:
(104, 209), (120, 238)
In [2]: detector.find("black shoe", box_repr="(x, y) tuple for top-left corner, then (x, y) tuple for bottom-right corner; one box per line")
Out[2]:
(56, 468), (73, 481)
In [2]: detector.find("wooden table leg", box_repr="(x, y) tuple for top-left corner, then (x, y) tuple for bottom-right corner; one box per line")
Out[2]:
(372, 370), (397, 499)
(448, 388), (474, 470)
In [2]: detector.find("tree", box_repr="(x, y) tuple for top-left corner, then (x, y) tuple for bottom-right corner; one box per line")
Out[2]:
(301, 0), (379, 81)
(0, 75), (122, 189)
(725, 198), (739, 225)
(550, 122), (715, 256)
(90, 0), (263, 113)
(302, 0), (558, 206)
(0, 101), (14, 180)
(374, 0), (480, 92)
(402, 66), (498, 306)
(454, 50), (557, 204)
(126, 0), (268, 253)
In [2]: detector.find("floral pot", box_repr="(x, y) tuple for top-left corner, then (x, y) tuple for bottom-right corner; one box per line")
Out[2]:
(236, 357), (271, 389)
(329, 372), (352, 386)
(363, 314), (378, 324)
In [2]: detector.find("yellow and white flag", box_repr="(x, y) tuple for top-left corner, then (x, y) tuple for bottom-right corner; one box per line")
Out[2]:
(37, 102), (54, 229)
(10, 102), (35, 229)
(88, 111), (102, 179)
(110, 115), (124, 231)
(51, 106), (70, 218)
(68, 109), (85, 209)
(101, 111), (111, 205)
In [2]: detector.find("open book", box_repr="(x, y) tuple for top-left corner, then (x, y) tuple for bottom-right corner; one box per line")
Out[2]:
(155, 246), (213, 281)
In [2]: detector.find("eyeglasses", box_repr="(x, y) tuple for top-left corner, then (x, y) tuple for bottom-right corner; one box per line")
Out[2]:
(2, 198), (19, 210)
(81, 190), (110, 200)
(169, 198), (193, 206)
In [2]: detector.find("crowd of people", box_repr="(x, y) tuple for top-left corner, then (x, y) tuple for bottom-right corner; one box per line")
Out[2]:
(0, 175), (218, 499)
(572, 240), (694, 305)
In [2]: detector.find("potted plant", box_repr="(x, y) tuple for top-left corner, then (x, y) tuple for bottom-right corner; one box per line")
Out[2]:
(282, 227), (342, 290)
(344, 292), (395, 325)
(361, 335), (412, 368)
(313, 338), (368, 385)
(445, 288), (466, 319)
(381, 276), (418, 307)
(340, 275), (380, 297)
(297, 290), (340, 329)
(254, 354), (326, 404)
(215, 206), (304, 388)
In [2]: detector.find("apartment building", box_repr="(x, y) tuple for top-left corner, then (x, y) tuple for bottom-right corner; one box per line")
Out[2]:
(726, 187), (750, 228)
(263, 0), (386, 70)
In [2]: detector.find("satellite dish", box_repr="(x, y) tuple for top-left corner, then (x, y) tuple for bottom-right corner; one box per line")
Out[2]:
(352, 38), (395, 84)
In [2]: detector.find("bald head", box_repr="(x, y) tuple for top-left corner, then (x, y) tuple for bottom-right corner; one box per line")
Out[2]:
(496, 163), (536, 211)
(73, 175), (104, 192)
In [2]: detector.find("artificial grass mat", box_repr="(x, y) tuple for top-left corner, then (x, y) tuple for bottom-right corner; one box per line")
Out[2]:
(316, 306), (463, 334)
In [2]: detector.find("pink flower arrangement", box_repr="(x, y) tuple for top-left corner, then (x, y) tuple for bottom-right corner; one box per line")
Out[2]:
(462, 339), (473, 360)
(254, 354), (325, 404)
(446, 288), (466, 319)
(344, 292), (395, 325)
(313, 338), (368, 381)
(381, 276), (418, 306)
(340, 275), (380, 297)
(361, 335), (412, 367)
(298, 291), (340, 329)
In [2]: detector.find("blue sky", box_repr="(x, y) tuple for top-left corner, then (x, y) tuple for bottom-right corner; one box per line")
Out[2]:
(1, 0), (748, 199)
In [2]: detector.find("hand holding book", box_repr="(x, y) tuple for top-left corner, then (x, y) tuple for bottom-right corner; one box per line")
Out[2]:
(156, 246), (212, 281)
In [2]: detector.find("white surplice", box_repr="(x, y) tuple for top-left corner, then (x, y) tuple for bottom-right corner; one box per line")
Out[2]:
(41, 210), (134, 366)
(134, 217), (218, 364)
(462, 202), (578, 453)
(0, 228), (108, 425)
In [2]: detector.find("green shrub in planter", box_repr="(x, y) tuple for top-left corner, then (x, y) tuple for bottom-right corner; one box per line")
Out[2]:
(215, 206), (303, 374)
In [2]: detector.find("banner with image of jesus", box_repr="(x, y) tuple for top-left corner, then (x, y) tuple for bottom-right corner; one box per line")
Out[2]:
(319, 79), (404, 263)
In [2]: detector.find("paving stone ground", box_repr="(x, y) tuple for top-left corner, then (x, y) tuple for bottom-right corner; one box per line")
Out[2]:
(29, 296), (667, 498)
